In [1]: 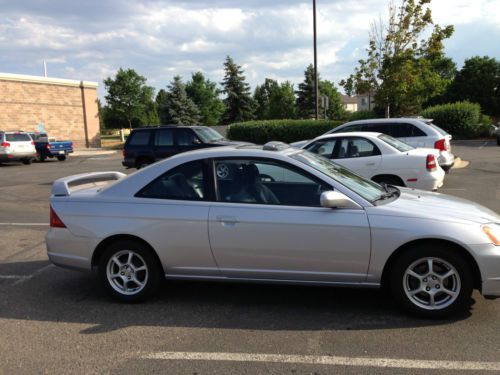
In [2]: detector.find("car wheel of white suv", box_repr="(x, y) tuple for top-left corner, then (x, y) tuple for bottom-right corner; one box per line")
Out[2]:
(99, 240), (162, 302)
(389, 246), (473, 318)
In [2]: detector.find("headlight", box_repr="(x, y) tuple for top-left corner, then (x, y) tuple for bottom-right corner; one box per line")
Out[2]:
(482, 224), (500, 246)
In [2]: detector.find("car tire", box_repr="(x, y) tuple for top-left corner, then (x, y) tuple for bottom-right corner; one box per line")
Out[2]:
(497, 136), (500, 146)
(389, 246), (473, 318)
(21, 158), (32, 165)
(57, 155), (67, 161)
(38, 153), (46, 162)
(136, 158), (152, 169)
(372, 175), (404, 187)
(98, 240), (163, 303)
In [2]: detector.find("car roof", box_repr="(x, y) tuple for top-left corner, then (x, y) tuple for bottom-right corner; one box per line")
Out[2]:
(340, 118), (431, 126)
(130, 125), (209, 131)
(315, 132), (383, 141)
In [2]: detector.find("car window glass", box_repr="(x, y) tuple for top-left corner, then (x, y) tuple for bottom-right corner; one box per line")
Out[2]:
(305, 139), (337, 158)
(428, 123), (448, 136)
(136, 161), (205, 200)
(155, 129), (174, 146)
(177, 129), (200, 146)
(214, 159), (330, 207)
(6, 133), (31, 142)
(338, 138), (380, 158)
(128, 131), (151, 146)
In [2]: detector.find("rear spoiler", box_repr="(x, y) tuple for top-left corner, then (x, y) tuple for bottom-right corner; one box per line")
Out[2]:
(51, 171), (126, 197)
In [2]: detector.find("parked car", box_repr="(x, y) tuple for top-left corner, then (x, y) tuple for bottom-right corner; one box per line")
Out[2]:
(302, 132), (444, 190)
(29, 132), (73, 162)
(47, 143), (500, 318)
(491, 125), (500, 146)
(0, 131), (36, 165)
(122, 125), (249, 169)
(291, 118), (455, 172)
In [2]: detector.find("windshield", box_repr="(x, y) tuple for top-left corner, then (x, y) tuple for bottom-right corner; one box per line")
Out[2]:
(378, 134), (414, 152)
(194, 127), (225, 143)
(291, 150), (386, 202)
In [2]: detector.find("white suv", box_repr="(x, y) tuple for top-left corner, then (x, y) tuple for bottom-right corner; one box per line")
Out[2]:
(324, 118), (455, 172)
(0, 131), (36, 165)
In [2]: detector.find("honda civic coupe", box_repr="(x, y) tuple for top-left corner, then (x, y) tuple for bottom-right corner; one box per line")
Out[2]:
(46, 143), (500, 318)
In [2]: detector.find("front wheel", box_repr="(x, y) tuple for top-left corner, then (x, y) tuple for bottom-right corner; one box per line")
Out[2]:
(389, 247), (473, 318)
(98, 240), (162, 302)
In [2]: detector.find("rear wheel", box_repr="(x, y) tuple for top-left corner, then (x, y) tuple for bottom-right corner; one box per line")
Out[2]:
(21, 158), (32, 165)
(496, 136), (500, 146)
(389, 246), (473, 318)
(57, 155), (67, 161)
(38, 153), (46, 162)
(98, 240), (162, 302)
(136, 158), (153, 169)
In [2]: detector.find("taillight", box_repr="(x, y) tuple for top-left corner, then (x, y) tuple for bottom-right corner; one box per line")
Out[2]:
(46, 144), (51, 149)
(426, 154), (437, 171)
(31, 141), (35, 145)
(434, 139), (446, 151)
(1, 142), (10, 148)
(50, 206), (66, 228)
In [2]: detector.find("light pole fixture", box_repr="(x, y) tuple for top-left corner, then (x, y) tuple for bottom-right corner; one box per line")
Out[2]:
(313, 0), (319, 120)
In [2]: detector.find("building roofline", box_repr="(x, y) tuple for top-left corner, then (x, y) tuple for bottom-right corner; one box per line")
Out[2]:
(0, 72), (98, 88)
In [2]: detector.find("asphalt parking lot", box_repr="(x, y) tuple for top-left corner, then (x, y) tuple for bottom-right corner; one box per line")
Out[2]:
(0, 141), (499, 374)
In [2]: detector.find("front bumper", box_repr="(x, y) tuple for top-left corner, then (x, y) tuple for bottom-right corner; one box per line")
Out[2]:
(469, 243), (500, 298)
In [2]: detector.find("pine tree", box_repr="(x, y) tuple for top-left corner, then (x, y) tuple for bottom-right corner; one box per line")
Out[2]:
(161, 76), (200, 125)
(221, 56), (255, 124)
(186, 72), (225, 125)
(296, 64), (317, 119)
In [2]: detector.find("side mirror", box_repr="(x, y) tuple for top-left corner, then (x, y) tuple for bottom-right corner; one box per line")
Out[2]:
(320, 191), (359, 209)
(192, 138), (202, 145)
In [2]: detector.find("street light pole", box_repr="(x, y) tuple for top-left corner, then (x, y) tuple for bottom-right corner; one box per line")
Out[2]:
(313, 0), (319, 120)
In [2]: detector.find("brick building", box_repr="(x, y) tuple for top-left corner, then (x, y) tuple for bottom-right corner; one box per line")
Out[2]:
(0, 73), (101, 148)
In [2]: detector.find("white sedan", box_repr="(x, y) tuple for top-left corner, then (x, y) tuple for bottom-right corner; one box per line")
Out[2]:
(302, 132), (445, 190)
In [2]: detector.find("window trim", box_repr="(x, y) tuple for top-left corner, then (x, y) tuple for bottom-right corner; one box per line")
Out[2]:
(210, 156), (333, 207)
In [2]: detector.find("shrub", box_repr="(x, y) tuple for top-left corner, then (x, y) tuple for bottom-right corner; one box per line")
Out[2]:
(420, 101), (486, 139)
(348, 110), (379, 121)
(227, 119), (344, 144)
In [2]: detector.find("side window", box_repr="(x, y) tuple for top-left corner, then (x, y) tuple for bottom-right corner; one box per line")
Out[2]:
(305, 139), (337, 159)
(136, 161), (206, 200)
(155, 129), (174, 146)
(177, 129), (200, 146)
(338, 138), (381, 158)
(128, 131), (151, 146)
(214, 159), (330, 207)
(406, 124), (426, 137)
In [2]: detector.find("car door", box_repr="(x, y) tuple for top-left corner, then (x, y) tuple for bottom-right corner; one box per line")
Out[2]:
(208, 157), (371, 282)
(176, 128), (204, 154)
(332, 137), (382, 178)
(153, 128), (176, 160)
(134, 160), (219, 276)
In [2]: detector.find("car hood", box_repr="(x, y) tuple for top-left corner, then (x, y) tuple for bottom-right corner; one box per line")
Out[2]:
(370, 187), (500, 224)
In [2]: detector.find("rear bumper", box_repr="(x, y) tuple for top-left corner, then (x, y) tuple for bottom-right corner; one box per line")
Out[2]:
(405, 169), (445, 191)
(46, 228), (96, 271)
(0, 152), (36, 161)
(438, 151), (455, 171)
(122, 158), (135, 168)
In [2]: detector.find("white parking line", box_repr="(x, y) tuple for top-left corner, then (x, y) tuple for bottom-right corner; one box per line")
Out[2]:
(0, 223), (49, 226)
(0, 264), (54, 286)
(479, 141), (489, 149)
(142, 351), (500, 371)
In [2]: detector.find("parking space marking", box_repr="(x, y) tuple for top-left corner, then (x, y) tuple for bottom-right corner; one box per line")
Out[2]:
(9, 264), (54, 286)
(141, 351), (500, 371)
(479, 141), (489, 149)
(0, 222), (48, 226)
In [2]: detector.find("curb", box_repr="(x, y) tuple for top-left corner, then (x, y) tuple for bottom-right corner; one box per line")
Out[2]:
(72, 149), (118, 156)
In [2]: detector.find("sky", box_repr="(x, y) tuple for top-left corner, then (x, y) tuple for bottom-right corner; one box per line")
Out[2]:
(1, 0), (499, 99)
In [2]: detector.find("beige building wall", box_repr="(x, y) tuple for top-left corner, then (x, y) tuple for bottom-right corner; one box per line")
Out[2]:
(0, 73), (101, 148)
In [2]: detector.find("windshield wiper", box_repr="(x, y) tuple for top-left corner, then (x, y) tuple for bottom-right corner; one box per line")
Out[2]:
(372, 184), (399, 203)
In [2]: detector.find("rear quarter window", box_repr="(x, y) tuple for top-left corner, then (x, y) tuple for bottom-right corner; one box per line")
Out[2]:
(127, 131), (151, 146)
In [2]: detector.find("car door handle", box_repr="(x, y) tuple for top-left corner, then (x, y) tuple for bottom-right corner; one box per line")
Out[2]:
(216, 215), (238, 226)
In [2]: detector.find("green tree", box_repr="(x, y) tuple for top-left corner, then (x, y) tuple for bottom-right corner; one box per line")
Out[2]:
(160, 76), (200, 125)
(104, 68), (155, 129)
(444, 56), (500, 116)
(185, 72), (225, 125)
(155, 89), (169, 125)
(254, 78), (279, 119)
(221, 56), (255, 124)
(296, 64), (317, 119)
(268, 81), (297, 119)
(319, 80), (345, 120)
(340, 0), (455, 117)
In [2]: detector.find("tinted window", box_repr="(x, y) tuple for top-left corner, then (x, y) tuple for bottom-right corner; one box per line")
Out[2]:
(177, 129), (200, 146)
(305, 139), (338, 158)
(136, 161), (206, 200)
(397, 123), (426, 137)
(337, 137), (380, 158)
(6, 133), (31, 142)
(194, 128), (225, 142)
(155, 129), (174, 146)
(214, 159), (330, 207)
(428, 123), (448, 136)
(128, 131), (151, 146)
(366, 123), (396, 136)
